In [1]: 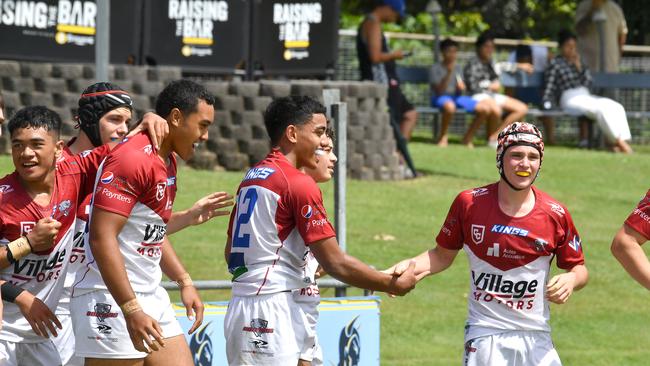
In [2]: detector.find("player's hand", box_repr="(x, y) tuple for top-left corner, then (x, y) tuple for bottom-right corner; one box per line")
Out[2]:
(393, 50), (404, 60)
(15, 291), (62, 338)
(187, 192), (234, 226)
(124, 310), (166, 353)
(26, 217), (61, 252)
(546, 272), (577, 304)
(457, 79), (466, 92)
(518, 62), (534, 74)
(180, 285), (205, 334)
(128, 112), (169, 149)
(388, 260), (417, 296)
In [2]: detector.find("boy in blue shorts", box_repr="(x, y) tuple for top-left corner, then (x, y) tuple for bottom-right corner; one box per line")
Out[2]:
(430, 38), (498, 147)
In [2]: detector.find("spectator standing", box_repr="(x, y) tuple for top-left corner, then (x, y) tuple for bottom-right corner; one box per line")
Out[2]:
(575, 0), (627, 72)
(357, 0), (418, 141)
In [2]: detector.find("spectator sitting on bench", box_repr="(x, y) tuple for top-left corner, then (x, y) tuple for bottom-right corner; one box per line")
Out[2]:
(542, 29), (632, 153)
(430, 38), (497, 148)
(463, 30), (531, 147)
(505, 44), (558, 145)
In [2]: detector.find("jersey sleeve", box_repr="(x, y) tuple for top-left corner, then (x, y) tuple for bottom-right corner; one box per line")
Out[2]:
(91, 152), (147, 218)
(624, 191), (650, 240)
(436, 193), (465, 250)
(73, 145), (111, 190)
(555, 209), (585, 270)
(289, 178), (336, 246)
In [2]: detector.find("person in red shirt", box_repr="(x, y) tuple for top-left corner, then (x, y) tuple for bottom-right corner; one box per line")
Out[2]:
(611, 192), (650, 289)
(385, 122), (589, 365)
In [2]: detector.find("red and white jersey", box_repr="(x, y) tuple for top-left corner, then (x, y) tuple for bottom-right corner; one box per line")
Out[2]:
(292, 250), (321, 304)
(74, 133), (177, 295)
(436, 183), (584, 339)
(227, 150), (336, 297)
(0, 148), (106, 342)
(624, 189), (650, 239)
(58, 143), (95, 313)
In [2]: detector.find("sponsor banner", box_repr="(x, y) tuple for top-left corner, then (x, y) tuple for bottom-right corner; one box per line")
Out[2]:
(141, 0), (249, 72)
(250, 0), (340, 76)
(175, 296), (380, 365)
(0, 0), (141, 63)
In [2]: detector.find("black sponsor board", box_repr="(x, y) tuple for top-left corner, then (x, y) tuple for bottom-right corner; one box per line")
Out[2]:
(0, 0), (141, 63)
(141, 0), (249, 73)
(249, 0), (340, 77)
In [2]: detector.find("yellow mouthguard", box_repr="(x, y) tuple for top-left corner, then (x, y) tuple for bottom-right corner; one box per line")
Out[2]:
(516, 171), (531, 177)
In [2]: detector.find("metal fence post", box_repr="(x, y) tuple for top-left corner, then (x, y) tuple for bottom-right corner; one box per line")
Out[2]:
(332, 102), (347, 297)
(95, 0), (110, 82)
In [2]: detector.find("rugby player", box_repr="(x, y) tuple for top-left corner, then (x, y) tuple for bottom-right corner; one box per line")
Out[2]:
(0, 106), (116, 365)
(224, 95), (416, 365)
(55, 82), (230, 366)
(611, 191), (650, 289)
(385, 122), (589, 365)
(71, 80), (222, 366)
(295, 131), (337, 366)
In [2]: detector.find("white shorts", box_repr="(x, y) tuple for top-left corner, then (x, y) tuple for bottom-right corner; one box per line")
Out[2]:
(463, 331), (561, 366)
(0, 339), (62, 366)
(51, 311), (84, 366)
(472, 92), (509, 106)
(295, 297), (322, 365)
(70, 286), (183, 359)
(224, 292), (311, 366)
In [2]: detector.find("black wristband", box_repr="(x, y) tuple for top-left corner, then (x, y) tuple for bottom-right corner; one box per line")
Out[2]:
(6, 246), (15, 264)
(1, 282), (25, 303)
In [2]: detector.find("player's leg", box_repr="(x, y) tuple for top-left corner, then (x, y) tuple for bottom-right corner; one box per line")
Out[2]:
(461, 97), (488, 147)
(489, 95), (528, 141)
(143, 335), (192, 366)
(85, 358), (142, 366)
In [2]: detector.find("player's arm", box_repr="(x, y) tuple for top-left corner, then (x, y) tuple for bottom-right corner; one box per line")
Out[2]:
(128, 112), (169, 150)
(167, 191), (234, 235)
(364, 19), (402, 63)
(89, 207), (165, 353)
(611, 224), (650, 289)
(546, 264), (589, 304)
(309, 236), (416, 296)
(224, 236), (232, 264)
(0, 218), (61, 269)
(1, 281), (62, 338)
(159, 236), (204, 334)
(383, 245), (459, 282)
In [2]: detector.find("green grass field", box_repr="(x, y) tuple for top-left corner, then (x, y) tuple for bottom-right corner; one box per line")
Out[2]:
(2, 137), (649, 364)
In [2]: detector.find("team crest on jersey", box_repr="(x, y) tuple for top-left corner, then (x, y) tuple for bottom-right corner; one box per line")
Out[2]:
(0, 184), (13, 193)
(56, 200), (72, 217)
(80, 150), (92, 158)
(548, 202), (565, 216)
(20, 221), (35, 235)
(301, 205), (313, 218)
(471, 188), (489, 197)
(143, 145), (153, 155)
(100, 171), (114, 184)
(568, 235), (582, 252)
(471, 224), (485, 244)
(156, 182), (166, 201)
(530, 238), (548, 252)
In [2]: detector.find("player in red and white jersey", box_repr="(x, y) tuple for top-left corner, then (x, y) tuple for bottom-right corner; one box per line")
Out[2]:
(224, 96), (416, 366)
(294, 132), (337, 366)
(385, 122), (589, 366)
(0, 106), (112, 365)
(71, 80), (227, 366)
(611, 190), (650, 289)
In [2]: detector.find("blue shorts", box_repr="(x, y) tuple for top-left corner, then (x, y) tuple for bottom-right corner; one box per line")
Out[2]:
(432, 95), (477, 113)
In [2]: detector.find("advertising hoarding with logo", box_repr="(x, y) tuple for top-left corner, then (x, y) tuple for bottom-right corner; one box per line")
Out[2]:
(175, 296), (380, 365)
(249, 0), (340, 77)
(140, 0), (249, 73)
(0, 0), (141, 63)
